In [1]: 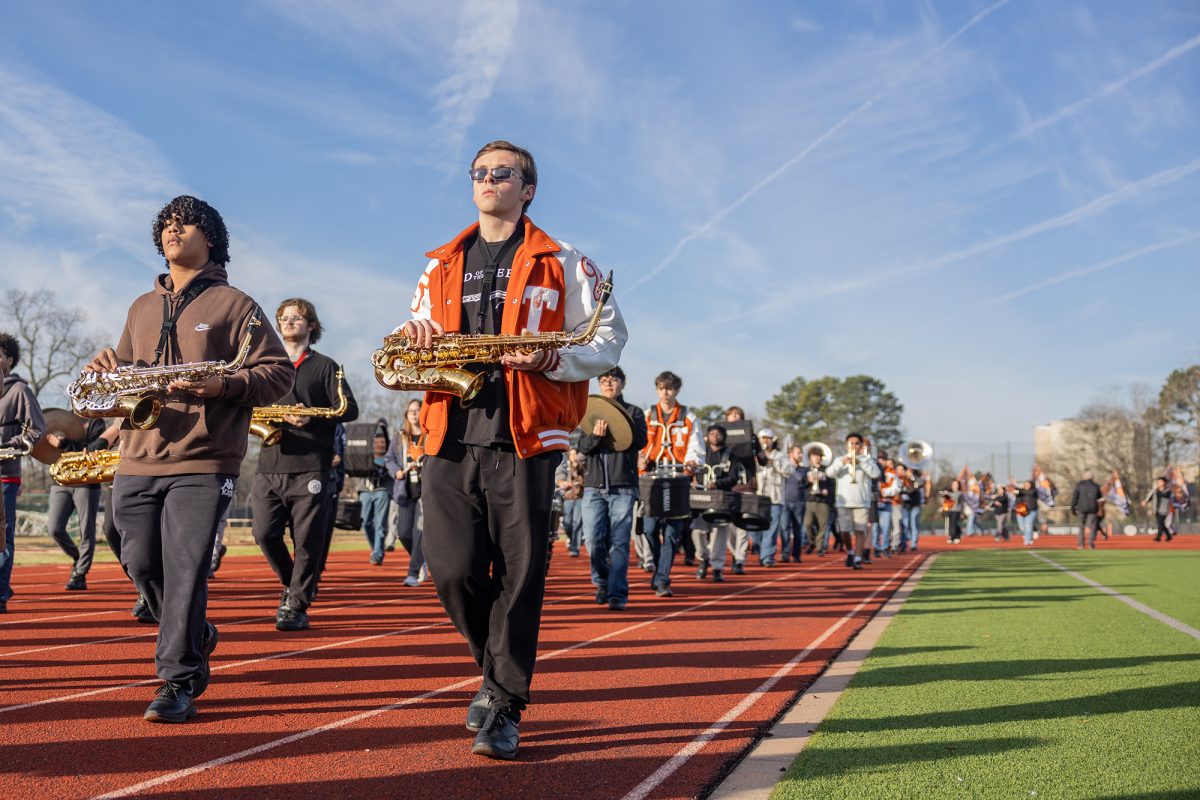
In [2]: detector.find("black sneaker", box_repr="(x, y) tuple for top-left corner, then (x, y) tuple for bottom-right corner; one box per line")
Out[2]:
(732, 561), (745, 575)
(712, 570), (724, 583)
(144, 681), (196, 723)
(683, 556), (695, 567)
(595, 586), (607, 605)
(845, 553), (855, 568)
(853, 558), (864, 570)
(0, 598), (6, 613)
(65, 573), (87, 591)
(762, 559), (776, 568)
(370, 555), (383, 566)
(471, 709), (519, 760)
(654, 584), (674, 598)
(192, 622), (219, 698)
(608, 597), (626, 611)
(276, 607), (310, 631)
(696, 559), (709, 580)
(132, 595), (156, 624)
(466, 687), (492, 732)
(862, 553), (872, 564)
(210, 544), (227, 577)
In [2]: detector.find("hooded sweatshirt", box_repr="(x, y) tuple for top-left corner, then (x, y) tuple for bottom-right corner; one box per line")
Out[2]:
(0, 373), (46, 480)
(112, 264), (294, 476)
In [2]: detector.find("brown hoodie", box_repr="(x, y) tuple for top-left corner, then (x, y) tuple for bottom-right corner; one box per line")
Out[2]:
(113, 264), (294, 476)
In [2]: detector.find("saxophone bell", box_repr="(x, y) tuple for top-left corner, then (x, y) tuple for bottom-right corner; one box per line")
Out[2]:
(248, 420), (283, 447)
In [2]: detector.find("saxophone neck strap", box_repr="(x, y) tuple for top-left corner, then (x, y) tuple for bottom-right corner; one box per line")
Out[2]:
(154, 278), (216, 366)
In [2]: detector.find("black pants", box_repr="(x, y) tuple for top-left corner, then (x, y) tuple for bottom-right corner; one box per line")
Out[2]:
(1155, 513), (1172, 540)
(421, 444), (557, 715)
(113, 473), (233, 683)
(317, 484), (339, 579)
(251, 471), (329, 610)
(947, 511), (962, 540)
(102, 485), (121, 561)
(48, 484), (100, 575)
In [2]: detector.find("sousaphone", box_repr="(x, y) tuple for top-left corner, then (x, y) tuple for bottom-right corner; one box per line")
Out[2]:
(581, 394), (635, 451)
(31, 408), (88, 465)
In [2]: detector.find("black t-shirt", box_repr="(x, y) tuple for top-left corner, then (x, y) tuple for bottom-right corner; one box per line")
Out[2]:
(257, 349), (359, 474)
(445, 230), (523, 448)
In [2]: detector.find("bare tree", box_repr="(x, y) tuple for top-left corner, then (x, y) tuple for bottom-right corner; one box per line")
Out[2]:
(0, 290), (108, 403)
(347, 370), (421, 431)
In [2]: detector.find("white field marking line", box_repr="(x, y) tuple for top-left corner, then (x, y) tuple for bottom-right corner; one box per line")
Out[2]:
(88, 567), (834, 799)
(0, 590), (584, 715)
(620, 556), (921, 800)
(1030, 552), (1200, 640)
(0, 589), (439, 658)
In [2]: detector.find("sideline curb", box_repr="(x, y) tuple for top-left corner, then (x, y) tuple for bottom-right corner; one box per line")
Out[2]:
(708, 553), (939, 800)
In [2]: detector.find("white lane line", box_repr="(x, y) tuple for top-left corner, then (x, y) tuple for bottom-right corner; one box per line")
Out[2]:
(88, 568), (828, 799)
(1030, 552), (1200, 640)
(621, 557), (921, 800)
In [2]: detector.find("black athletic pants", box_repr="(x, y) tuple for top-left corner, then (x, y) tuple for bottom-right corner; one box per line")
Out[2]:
(251, 471), (329, 611)
(113, 473), (233, 683)
(48, 484), (100, 576)
(421, 443), (557, 716)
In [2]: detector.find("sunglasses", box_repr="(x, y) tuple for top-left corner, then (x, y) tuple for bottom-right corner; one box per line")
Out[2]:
(278, 315), (306, 324)
(468, 166), (524, 182)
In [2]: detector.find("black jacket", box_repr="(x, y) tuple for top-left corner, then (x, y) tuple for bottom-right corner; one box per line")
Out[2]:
(579, 395), (647, 490)
(797, 465), (835, 506)
(702, 445), (742, 490)
(257, 349), (359, 474)
(1071, 479), (1102, 514)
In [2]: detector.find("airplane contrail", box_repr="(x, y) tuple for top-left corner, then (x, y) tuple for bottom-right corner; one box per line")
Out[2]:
(628, 0), (1014, 293)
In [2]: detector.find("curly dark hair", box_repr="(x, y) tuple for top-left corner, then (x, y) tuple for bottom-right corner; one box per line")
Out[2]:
(152, 195), (230, 266)
(0, 332), (19, 367)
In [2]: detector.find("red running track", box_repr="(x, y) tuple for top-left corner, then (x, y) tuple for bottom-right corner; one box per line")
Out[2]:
(1, 533), (1189, 799)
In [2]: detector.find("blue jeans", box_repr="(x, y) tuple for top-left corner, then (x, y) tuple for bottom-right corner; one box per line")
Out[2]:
(582, 487), (635, 602)
(900, 506), (922, 550)
(759, 504), (784, 563)
(563, 497), (584, 554)
(964, 510), (980, 536)
(1019, 510), (1038, 544)
(874, 505), (893, 552)
(0, 482), (17, 600)
(644, 516), (684, 589)
(783, 501), (806, 557)
(360, 489), (390, 560)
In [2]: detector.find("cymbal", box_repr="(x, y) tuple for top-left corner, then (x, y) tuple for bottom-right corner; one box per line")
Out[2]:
(31, 408), (87, 465)
(582, 395), (634, 451)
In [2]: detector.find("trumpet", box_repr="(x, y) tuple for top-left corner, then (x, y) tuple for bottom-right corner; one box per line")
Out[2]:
(250, 368), (349, 446)
(68, 311), (262, 429)
(50, 450), (121, 486)
(372, 272), (613, 402)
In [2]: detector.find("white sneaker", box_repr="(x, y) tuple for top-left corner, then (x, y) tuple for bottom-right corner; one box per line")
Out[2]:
(418, 564), (429, 583)
(403, 575), (420, 587)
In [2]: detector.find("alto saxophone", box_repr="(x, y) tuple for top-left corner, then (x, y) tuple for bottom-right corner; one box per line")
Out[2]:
(250, 368), (349, 446)
(67, 310), (262, 430)
(372, 272), (614, 402)
(50, 449), (121, 486)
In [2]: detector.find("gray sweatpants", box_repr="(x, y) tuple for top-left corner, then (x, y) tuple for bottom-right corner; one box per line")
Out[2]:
(48, 484), (100, 576)
(113, 473), (234, 683)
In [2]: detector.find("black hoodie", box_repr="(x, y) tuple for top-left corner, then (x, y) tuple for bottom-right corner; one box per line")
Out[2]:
(0, 374), (45, 480)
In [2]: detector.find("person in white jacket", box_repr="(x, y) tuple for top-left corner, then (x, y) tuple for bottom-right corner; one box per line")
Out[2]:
(825, 432), (881, 570)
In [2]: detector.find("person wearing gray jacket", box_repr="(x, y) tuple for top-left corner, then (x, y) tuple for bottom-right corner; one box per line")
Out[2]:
(0, 331), (46, 612)
(825, 432), (881, 570)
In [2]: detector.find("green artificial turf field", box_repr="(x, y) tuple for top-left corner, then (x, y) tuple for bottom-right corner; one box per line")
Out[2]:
(774, 549), (1200, 800)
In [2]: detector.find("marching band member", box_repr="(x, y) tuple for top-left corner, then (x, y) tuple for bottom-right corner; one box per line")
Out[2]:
(0, 331), (45, 612)
(990, 479), (1013, 541)
(89, 195), (293, 722)
(1070, 470), (1103, 549)
(873, 454), (899, 558)
(640, 370), (704, 591)
(826, 432), (881, 569)
(1014, 479), (1039, 546)
(693, 424), (743, 582)
(1143, 477), (1174, 542)
(753, 429), (789, 567)
(555, 447), (586, 557)
(962, 479), (983, 537)
(252, 298), (358, 631)
(578, 366), (647, 611)
(45, 417), (115, 590)
(385, 398), (427, 587)
(780, 444), (807, 562)
(359, 430), (394, 566)
(940, 480), (963, 544)
(800, 446), (834, 555)
(397, 140), (625, 760)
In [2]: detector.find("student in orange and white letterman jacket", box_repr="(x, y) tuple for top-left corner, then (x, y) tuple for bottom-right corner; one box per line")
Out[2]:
(639, 370), (704, 597)
(396, 140), (626, 761)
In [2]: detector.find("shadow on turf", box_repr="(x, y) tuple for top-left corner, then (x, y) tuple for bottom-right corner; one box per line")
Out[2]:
(788, 736), (1042, 779)
(848, 653), (1200, 688)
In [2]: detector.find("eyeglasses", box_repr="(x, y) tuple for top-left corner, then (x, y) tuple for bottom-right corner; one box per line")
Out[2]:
(278, 315), (306, 324)
(598, 377), (623, 385)
(468, 166), (523, 182)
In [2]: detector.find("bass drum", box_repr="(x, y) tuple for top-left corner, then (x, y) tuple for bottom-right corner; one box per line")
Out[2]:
(734, 493), (772, 531)
(690, 489), (740, 524)
(639, 475), (691, 519)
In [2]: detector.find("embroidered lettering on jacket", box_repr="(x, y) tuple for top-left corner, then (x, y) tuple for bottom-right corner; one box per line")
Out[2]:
(580, 255), (603, 301)
(522, 286), (560, 332)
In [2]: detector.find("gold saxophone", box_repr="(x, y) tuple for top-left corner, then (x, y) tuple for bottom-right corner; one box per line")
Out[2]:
(372, 272), (614, 402)
(250, 368), (348, 446)
(50, 449), (121, 486)
(67, 310), (262, 430)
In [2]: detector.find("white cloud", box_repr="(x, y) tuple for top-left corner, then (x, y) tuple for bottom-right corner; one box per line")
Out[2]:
(790, 16), (820, 33)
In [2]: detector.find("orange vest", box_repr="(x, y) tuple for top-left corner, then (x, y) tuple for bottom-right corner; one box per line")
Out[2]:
(642, 404), (696, 467)
(415, 217), (588, 459)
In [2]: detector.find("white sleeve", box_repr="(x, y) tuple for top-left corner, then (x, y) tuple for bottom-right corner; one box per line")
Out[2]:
(863, 458), (882, 479)
(827, 456), (848, 478)
(392, 259), (438, 333)
(544, 246), (627, 383)
(685, 414), (705, 464)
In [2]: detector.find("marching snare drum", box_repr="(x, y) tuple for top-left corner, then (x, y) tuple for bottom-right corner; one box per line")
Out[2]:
(689, 489), (741, 524)
(640, 463), (692, 519)
(734, 493), (772, 531)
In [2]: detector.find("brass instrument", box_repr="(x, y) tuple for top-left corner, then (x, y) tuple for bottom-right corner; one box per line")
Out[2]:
(372, 272), (614, 402)
(801, 441), (831, 492)
(250, 368), (348, 446)
(67, 310), (262, 429)
(0, 441), (30, 461)
(50, 450), (120, 486)
(901, 440), (933, 470)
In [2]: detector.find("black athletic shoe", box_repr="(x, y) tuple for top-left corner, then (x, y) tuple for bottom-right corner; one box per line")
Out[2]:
(210, 543), (227, 577)
(845, 553), (855, 568)
(132, 595), (156, 624)
(595, 586), (607, 605)
(712, 570), (724, 583)
(608, 597), (627, 611)
(732, 561), (745, 575)
(696, 559), (709, 580)
(276, 607), (310, 631)
(683, 556), (695, 567)
(144, 681), (196, 723)
(370, 555), (383, 566)
(466, 687), (492, 732)
(65, 573), (87, 591)
(762, 559), (776, 568)
(654, 584), (674, 598)
(471, 709), (519, 760)
(0, 599), (6, 613)
(191, 622), (219, 698)
(853, 558), (864, 570)
(862, 553), (871, 565)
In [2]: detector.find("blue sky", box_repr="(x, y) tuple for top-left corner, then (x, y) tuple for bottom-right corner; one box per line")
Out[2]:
(1, 0), (1197, 453)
